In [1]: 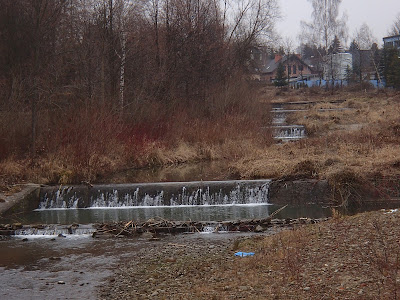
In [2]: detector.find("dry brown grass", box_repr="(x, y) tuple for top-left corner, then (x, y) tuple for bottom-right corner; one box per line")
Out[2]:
(1, 86), (400, 188)
(215, 210), (400, 299)
(232, 89), (400, 184)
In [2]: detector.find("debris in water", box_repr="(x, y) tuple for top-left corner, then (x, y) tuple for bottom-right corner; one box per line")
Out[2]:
(384, 209), (398, 214)
(234, 252), (255, 257)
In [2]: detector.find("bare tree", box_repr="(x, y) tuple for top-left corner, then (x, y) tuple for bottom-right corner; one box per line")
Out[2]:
(27, 0), (67, 159)
(353, 23), (381, 85)
(389, 12), (400, 36)
(0, 0), (280, 162)
(282, 38), (294, 84)
(300, 0), (348, 87)
(355, 23), (376, 50)
(226, 0), (280, 65)
(300, 0), (348, 50)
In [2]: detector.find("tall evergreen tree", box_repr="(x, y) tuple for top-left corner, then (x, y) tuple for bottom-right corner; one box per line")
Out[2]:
(274, 62), (287, 87)
(329, 35), (343, 54)
(349, 40), (361, 81)
(383, 47), (400, 89)
(382, 46), (400, 89)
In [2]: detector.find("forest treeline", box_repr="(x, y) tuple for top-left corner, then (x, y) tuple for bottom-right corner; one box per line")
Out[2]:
(0, 0), (278, 183)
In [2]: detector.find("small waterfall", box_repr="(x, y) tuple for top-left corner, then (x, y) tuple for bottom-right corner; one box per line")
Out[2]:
(38, 180), (271, 210)
(272, 113), (286, 124)
(270, 106), (307, 141)
(273, 125), (306, 140)
(200, 223), (229, 233)
(37, 186), (79, 210)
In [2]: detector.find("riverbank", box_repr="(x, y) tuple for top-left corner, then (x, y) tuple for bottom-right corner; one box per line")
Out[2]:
(2, 88), (400, 211)
(1, 89), (399, 191)
(233, 88), (400, 182)
(99, 208), (400, 299)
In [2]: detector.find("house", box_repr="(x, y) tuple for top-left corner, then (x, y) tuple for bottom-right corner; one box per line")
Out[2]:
(382, 35), (400, 88)
(253, 53), (314, 83)
(247, 47), (273, 79)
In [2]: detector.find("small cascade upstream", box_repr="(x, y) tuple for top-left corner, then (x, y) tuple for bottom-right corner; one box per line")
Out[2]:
(269, 100), (353, 141)
(271, 106), (307, 141)
(272, 125), (306, 140)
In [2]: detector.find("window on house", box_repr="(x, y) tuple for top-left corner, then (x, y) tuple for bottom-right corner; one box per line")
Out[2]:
(293, 65), (297, 74)
(288, 65), (291, 75)
(299, 65), (304, 71)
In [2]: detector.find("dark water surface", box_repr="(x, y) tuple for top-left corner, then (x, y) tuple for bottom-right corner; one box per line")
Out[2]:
(8, 203), (331, 225)
(4, 201), (400, 226)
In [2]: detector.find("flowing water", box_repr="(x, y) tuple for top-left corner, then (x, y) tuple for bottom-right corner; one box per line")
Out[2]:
(270, 102), (354, 141)
(4, 180), (332, 225)
(271, 107), (307, 141)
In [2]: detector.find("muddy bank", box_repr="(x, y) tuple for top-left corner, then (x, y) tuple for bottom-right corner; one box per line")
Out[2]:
(268, 179), (333, 204)
(98, 209), (400, 300)
(269, 176), (400, 206)
(0, 184), (40, 216)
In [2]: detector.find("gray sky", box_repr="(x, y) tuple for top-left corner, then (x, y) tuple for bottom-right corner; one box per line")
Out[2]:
(277, 0), (400, 47)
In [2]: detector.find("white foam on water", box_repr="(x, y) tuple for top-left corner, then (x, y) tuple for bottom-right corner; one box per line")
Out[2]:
(38, 180), (271, 209)
(13, 234), (93, 240)
(35, 202), (271, 210)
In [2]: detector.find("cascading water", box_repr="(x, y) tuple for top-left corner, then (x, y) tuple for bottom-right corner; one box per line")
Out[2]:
(270, 102), (352, 141)
(270, 107), (307, 141)
(272, 125), (306, 140)
(38, 180), (270, 209)
(30, 180), (272, 224)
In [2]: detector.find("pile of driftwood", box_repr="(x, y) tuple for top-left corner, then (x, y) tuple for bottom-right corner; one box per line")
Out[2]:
(92, 205), (329, 238)
(93, 216), (328, 238)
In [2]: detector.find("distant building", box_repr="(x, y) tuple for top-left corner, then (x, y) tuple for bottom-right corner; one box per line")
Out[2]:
(248, 49), (314, 83)
(383, 35), (400, 50)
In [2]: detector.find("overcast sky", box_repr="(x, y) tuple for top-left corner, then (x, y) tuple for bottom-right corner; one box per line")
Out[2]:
(277, 0), (400, 47)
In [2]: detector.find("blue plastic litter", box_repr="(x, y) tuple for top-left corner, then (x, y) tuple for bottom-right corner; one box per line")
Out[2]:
(234, 252), (255, 257)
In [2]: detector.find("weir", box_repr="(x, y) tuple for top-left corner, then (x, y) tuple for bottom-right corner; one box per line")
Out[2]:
(270, 106), (307, 141)
(25, 180), (272, 224)
(38, 180), (271, 210)
(272, 125), (306, 140)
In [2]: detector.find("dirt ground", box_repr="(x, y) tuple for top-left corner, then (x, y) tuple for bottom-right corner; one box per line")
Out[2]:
(99, 209), (400, 299)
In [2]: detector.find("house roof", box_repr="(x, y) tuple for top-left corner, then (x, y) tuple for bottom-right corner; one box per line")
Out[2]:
(383, 35), (400, 41)
(260, 54), (313, 74)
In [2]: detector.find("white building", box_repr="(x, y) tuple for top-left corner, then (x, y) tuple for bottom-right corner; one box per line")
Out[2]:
(324, 53), (353, 81)
(383, 35), (400, 50)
